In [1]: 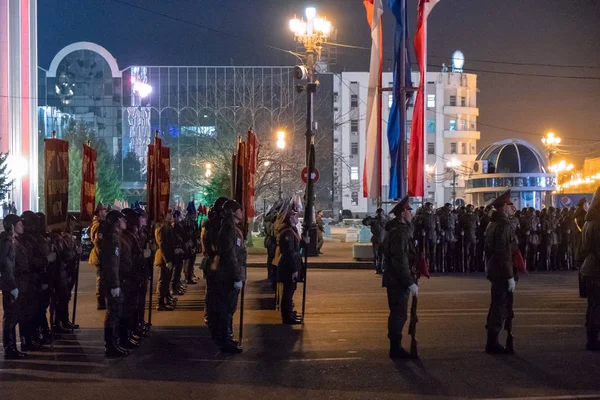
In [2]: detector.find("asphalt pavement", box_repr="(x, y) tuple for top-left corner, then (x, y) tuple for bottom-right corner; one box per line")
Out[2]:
(1, 263), (599, 400)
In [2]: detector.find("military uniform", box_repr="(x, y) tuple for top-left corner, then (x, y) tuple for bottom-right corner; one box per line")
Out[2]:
(88, 216), (106, 309)
(51, 225), (78, 332)
(542, 208), (559, 270)
(0, 217), (27, 358)
(120, 225), (144, 348)
(363, 211), (388, 274)
(459, 206), (478, 272)
(154, 220), (177, 309)
(215, 200), (246, 353)
(438, 205), (457, 273)
(183, 205), (200, 285)
(415, 204), (439, 272)
(277, 221), (302, 323)
(316, 213), (325, 254)
(382, 197), (417, 359)
(573, 199), (588, 297)
(580, 189), (600, 351)
(171, 216), (187, 295)
(484, 190), (518, 354)
(263, 207), (278, 287)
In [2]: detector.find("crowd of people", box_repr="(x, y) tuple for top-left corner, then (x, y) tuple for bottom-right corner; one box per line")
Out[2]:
(364, 199), (590, 275)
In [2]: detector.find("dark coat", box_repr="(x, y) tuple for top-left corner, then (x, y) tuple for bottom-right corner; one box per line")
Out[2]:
(460, 212), (478, 244)
(276, 223), (302, 283)
(0, 232), (17, 292)
(573, 206), (586, 267)
(363, 214), (387, 244)
(382, 219), (416, 288)
(100, 232), (121, 290)
(120, 229), (143, 285)
(581, 206), (600, 278)
(14, 236), (35, 293)
(485, 210), (517, 281)
(217, 218), (247, 283)
(20, 231), (48, 289)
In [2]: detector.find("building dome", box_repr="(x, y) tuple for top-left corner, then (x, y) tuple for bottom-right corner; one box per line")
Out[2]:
(476, 139), (547, 174)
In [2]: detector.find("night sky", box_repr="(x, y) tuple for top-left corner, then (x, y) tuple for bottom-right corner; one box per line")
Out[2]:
(38, 0), (600, 156)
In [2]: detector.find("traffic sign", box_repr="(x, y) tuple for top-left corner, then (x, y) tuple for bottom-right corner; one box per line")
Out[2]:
(301, 167), (320, 184)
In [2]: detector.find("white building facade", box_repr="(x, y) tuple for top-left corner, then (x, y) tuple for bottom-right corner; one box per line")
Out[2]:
(333, 71), (479, 216)
(0, 0), (39, 212)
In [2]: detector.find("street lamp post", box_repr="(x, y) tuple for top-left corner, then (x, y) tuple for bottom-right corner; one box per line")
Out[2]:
(541, 131), (561, 166)
(446, 158), (462, 208)
(290, 7), (332, 240)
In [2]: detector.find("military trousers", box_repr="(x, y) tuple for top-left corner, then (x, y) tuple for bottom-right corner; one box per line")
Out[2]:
(122, 281), (139, 330)
(2, 291), (20, 349)
(171, 261), (184, 291)
(372, 242), (384, 273)
(280, 281), (297, 318)
(386, 285), (409, 341)
(104, 293), (123, 332)
(95, 266), (106, 306)
(317, 233), (324, 253)
(155, 264), (172, 301)
(585, 278), (600, 342)
(55, 266), (71, 325)
(184, 253), (197, 282)
(213, 282), (239, 341)
(486, 280), (514, 335)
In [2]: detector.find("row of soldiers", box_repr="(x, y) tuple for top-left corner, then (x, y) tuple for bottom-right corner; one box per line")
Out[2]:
(0, 211), (81, 359)
(382, 189), (600, 359)
(88, 201), (201, 357)
(365, 200), (589, 275)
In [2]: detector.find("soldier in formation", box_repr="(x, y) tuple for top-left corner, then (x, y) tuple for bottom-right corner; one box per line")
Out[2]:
(414, 202), (439, 273)
(382, 196), (418, 359)
(362, 208), (388, 274)
(580, 188), (600, 351)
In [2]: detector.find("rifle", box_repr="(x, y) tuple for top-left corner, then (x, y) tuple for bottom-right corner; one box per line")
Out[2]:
(408, 286), (419, 359)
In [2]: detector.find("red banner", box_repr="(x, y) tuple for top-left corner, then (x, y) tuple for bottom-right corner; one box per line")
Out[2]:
(245, 129), (259, 219)
(44, 138), (69, 229)
(80, 144), (97, 225)
(159, 146), (170, 220)
(147, 137), (162, 222)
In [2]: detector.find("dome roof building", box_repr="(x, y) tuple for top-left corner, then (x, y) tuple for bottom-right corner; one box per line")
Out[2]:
(465, 139), (556, 209)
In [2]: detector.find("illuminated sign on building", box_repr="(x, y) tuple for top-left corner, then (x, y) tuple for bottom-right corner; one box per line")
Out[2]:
(126, 107), (152, 159)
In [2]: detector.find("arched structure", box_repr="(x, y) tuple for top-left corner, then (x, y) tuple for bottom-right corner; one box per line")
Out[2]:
(465, 139), (556, 209)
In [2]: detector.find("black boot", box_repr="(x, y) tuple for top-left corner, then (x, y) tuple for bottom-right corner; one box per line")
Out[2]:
(105, 327), (128, 357)
(389, 339), (411, 359)
(119, 326), (140, 349)
(505, 332), (515, 354)
(53, 321), (72, 334)
(156, 297), (174, 311)
(586, 330), (600, 351)
(4, 346), (27, 359)
(485, 331), (505, 354)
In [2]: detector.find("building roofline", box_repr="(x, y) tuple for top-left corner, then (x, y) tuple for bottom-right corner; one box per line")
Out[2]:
(47, 42), (121, 78)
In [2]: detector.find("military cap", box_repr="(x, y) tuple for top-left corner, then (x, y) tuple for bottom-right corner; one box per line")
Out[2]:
(94, 202), (106, 215)
(492, 190), (513, 209)
(390, 196), (412, 215)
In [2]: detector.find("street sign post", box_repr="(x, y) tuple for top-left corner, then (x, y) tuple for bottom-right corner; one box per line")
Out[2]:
(301, 167), (320, 184)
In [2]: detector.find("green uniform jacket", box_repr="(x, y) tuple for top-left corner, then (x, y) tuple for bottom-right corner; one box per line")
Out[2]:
(100, 232), (121, 290)
(382, 219), (416, 288)
(154, 222), (176, 266)
(0, 232), (17, 292)
(88, 217), (102, 267)
(217, 218), (247, 283)
(484, 210), (516, 281)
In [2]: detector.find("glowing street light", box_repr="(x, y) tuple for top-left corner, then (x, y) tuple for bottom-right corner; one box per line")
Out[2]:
(276, 130), (286, 150)
(541, 131), (561, 165)
(446, 158), (462, 208)
(289, 7), (331, 38)
(205, 162), (212, 178)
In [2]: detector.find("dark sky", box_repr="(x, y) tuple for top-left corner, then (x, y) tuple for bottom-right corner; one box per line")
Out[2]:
(39, 0), (600, 155)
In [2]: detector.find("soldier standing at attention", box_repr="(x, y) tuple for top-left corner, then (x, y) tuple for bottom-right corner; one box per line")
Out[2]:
(484, 190), (518, 355)
(215, 200), (246, 353)
(89, 203), (107, 310)
(155, 211), (179, 311)
(580, 189), (600, 351)
(184, 202), (200, 285)
(101, 210), (129, 357)
(363, 208), (388, 275)
(382, 196), (418, 359)
(1, 215), (27, 359)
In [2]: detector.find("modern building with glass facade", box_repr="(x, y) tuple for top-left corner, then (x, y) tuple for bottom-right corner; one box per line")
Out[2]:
(38, 42), (334, 211)
(465, 139), (556, 209)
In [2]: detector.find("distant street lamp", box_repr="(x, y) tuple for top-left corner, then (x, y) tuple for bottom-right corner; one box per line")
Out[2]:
(446, 158), (462, 208)
(541, 131), (561, 166)
(205, 162), (212, 178)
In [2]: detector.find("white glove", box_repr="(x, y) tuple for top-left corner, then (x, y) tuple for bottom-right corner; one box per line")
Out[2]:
(408, 283), (419, 297)
(508, 278), (516, 293)
(292, 271), (299, 282)
(143, 249), (151, 259)
(10, 288), (18, 300)
(167, 262), (173, 269)
(47, 252), (57, 263)
(41, 284), (49, 291)
(233, 281), (243, 290)
(76, 246), (82, 255)
(110, 287), (121, 298)
(175, 248), (184, 255)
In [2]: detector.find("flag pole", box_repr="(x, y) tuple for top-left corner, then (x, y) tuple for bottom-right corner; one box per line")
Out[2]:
(422, 5), (428, 206)
(399, 0), (408, 199)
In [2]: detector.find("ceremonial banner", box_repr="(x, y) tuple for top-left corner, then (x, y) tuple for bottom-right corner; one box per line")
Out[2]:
(245, 129), (259, 219)
(44, 138), (69, 229)
(159, 146), (171, 220)
(147, 136), (162, 222)
(80, 144), (97, 225)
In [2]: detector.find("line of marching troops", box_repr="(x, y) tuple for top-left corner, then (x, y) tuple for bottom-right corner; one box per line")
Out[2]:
(365, 200), (588, 275)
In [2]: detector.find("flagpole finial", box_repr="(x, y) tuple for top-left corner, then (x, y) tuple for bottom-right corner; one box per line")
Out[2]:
(51, 130), (57, 139)
(86, 140), (91, 146)
(154, 130), (159, 138)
